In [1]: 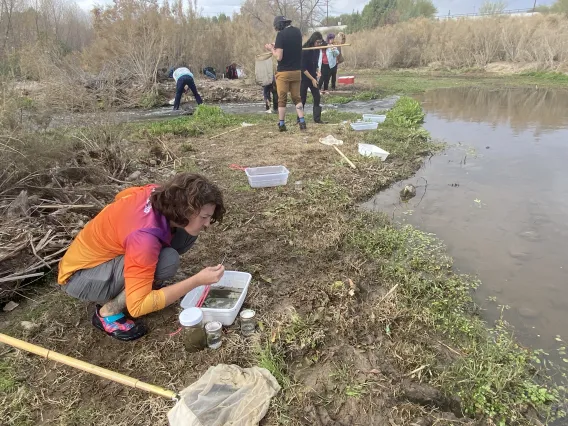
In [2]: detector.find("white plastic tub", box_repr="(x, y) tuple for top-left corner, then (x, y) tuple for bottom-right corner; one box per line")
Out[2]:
(358, 143), (390, 161)
(362, 114), (386, 123)
(180, 271), (252, 326)
(350, 121), (378, 131)
(245, 166), (289, 188)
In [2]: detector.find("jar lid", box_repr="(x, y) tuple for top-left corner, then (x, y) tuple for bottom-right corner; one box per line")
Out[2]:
(240, 309), (255, 319)
(179, 308), (203, 326)
(205, 321), (223, 332)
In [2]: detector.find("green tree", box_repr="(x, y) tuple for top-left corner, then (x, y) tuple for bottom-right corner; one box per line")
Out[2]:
(361, 0), (397, 29)
(396, 0), (437, 20)
(551, 0), (568, 12)
(340, 0), (435, 31)
(478, 0), (508, 15)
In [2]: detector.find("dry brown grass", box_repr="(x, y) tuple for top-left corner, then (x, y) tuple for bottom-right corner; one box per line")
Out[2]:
(9, 7), (568, 114)
(9, 3), (274, 110)
(347, 14), (568, 71)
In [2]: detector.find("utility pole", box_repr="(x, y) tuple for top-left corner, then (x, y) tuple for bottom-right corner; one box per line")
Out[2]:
(533, 0), (537, 12)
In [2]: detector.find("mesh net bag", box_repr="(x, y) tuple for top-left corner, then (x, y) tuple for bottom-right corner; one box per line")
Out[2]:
(168, 364), (281, 426)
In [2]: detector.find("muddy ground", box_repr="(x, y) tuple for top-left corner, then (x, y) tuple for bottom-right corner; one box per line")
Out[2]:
(2, 72), (567, 426)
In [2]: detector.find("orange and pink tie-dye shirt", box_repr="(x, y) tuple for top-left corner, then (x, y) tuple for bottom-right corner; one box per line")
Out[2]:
(58, 185), (173, 317)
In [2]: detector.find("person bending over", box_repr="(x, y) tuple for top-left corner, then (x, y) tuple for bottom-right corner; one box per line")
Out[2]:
(57, 173), (225, 341)
(263, 76), (278, 114)
(265, 16), (306, 132)
(171, 66), (203, 110)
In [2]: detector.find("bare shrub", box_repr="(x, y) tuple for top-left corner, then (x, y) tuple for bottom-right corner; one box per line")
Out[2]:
(0, 89), (134, 300)
(346, 14), (568, 70)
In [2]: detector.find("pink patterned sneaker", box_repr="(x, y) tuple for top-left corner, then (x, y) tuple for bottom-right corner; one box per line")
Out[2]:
(92, 305), (147, 341)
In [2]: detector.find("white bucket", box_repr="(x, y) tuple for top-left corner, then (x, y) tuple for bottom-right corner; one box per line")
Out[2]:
(358, 143), (389, 161)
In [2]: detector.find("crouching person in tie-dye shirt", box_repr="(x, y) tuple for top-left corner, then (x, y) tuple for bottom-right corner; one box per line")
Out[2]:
(57, 173), (225, 341)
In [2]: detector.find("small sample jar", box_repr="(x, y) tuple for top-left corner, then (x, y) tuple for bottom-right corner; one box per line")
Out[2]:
(205, 321), (223, 349)
(179, 308), (206, 352)
(240, 309), (256, 337)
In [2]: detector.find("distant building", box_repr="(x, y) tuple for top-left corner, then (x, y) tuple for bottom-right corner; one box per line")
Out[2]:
(309, 24), (348, 34)
(436, 9), (541, 21)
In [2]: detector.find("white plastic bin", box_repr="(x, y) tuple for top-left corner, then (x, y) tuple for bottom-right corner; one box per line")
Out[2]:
(362, 114), (386, 123)
(358, 143), (390, 161)
(245, 166), (289, 188)
(350, 121), (378, 131)
(180, 271), (252, 326)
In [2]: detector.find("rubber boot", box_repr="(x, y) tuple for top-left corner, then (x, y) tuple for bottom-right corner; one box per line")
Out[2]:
(313, 106), (325, 124)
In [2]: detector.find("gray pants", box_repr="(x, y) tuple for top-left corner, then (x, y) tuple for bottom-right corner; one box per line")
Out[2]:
(62, 228), (197, 303)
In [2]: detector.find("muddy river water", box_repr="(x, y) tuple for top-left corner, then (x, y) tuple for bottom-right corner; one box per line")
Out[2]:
(363, 87), (568, 356)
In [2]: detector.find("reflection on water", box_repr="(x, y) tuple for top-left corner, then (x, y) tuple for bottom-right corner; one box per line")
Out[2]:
(363, 86), (568, 356)
(422, 87), (568, 135)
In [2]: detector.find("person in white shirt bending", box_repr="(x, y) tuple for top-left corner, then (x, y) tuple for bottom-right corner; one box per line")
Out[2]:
(171, 67), (203, 110)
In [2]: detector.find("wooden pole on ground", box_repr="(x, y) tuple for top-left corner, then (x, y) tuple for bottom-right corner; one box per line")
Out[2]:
(210, 126), (243, 140)
(302, 43), (351, 50)
(0, 333), (179, 400)
(333, 146), (356, 169)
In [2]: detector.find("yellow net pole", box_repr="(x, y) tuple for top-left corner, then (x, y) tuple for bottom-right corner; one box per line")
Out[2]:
(302, 43), (351, 50)
(0, 333), (179, 400)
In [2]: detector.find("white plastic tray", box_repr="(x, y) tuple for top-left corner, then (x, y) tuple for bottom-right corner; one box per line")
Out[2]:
(180, 271), (251, 326)
(350, 121), (378, 131)
(362, 114), (386, 123)
(245, 166), (289, 188)
(358, 143), (389, 161)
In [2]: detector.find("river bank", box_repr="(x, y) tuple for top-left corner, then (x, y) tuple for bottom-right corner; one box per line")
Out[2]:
(1, 73), (566, 425)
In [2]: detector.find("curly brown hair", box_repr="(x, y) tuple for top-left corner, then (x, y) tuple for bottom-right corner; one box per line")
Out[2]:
(150, 173), (225, 226)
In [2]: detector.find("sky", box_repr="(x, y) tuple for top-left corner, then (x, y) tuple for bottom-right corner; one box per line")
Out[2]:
(77, 0), (554, 18)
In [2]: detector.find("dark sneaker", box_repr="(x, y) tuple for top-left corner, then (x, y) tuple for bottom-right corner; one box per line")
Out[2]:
(299, 122), (307, 131)
(92, 305), (147, 341)
(279, 124), (287, 132)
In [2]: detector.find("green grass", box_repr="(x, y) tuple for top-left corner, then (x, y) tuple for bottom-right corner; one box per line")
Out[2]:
(0, 361), (17, 393)
(520, 71), (568, 82)
(385, 97), (425, 128)
(363, 125), (437, 161)
(255, 341), (291, 389)
(348, 218), (566, 424)
(318, 110), (360, 122)
(325, 90), (385, 105)
(366, 70), (568, 96)
(142, 105), (273, 137)
(330, 363), (370, 399)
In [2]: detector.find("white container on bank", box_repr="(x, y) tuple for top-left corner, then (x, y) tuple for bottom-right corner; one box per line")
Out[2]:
(180, 271), (252, 326)
(358, 143), (390, 161)
(245, 166), (290, 188)
(362, 114), (386, 123)
(350, 121), (378, 131)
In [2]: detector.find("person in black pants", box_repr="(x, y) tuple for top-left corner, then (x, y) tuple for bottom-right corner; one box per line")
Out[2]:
(171, 67), (203, 110)
(301, 32), (324, 123)
(317, 33), (339, 93)
(263, 77), (278, 113)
